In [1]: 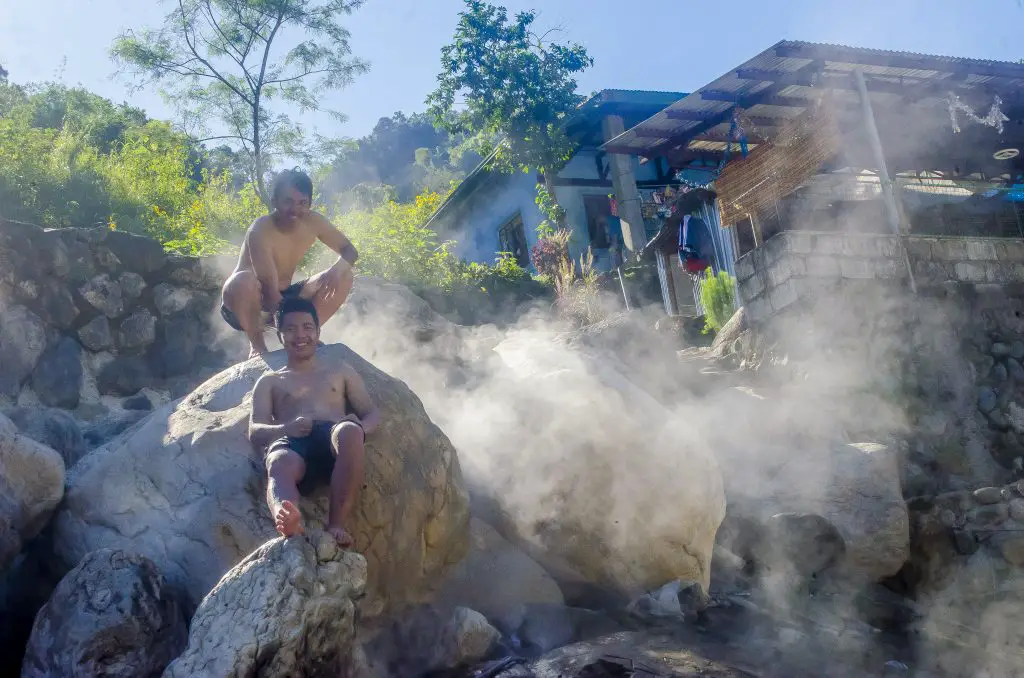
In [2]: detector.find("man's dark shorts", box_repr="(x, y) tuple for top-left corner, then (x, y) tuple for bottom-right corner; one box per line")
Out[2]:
(221, 279), (307, 332)
(268, 420), (337, 495)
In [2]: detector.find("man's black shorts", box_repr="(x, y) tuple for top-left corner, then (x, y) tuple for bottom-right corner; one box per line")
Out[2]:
(221, 279), (307, 332)
(268, 419), (337, 495)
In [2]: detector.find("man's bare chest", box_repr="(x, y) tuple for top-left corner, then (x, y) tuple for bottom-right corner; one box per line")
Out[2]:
(272, 374), (347, 416)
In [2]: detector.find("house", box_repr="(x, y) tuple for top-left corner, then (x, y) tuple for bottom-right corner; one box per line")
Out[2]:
(603, 40), (1024, 320)
(423, 89), (687, 275)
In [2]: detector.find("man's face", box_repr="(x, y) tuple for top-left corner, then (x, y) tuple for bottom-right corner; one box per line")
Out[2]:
(273, 186), (311, 224)
(279, 311), (319, 359)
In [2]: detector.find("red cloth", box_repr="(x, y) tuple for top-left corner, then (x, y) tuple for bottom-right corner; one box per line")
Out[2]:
(683, 258), (710, 274)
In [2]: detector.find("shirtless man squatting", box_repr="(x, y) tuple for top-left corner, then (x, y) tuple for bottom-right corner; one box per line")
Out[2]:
(249, 296), (381, 546)
(221, 168), (358, 357)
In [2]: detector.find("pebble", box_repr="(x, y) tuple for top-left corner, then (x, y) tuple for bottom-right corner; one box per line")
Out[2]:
(973, 487), (1008, 505)
(979, 387), (998, 413)
(1012, 340), (1024, 360)
(994, 363), (1009, 382)
(993, 342), (1011, 358)
(939, 509), (959, 528)
(1016, 480), (1024, 496)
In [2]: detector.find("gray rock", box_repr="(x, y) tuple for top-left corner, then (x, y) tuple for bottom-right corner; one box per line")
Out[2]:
(994, 363), (1009, 382)
(148, 312), (201, 378)
(989, 409), (1011, 431)
(30, 337), (83, 409)
(997, 534), (1024, 566)
(54, 231), (97, 285)
(0, 413), (65, 572)
(2, 407), (85, 468)
(973, 486), (1008, 505)
(96, 355), (151, 396)
(20, 549), (186, 678)
(979, 387), (998, 413)
(77, 316), (112, 352)
(165, 256), (222, 290)
(79, 274), (124, 318)
(152, 283), (193, 316)
(82, 410), (149, 448)
(519, 603), (576, 653)
(759, 512), (846, 578)
(1012, 341), (1024, 361)
(33, 280), (80, 330)
(953, 530), (979, 556)
(0, 305), (47, 398)
(94, 246), (121, 270)
(1009, 498), (1024, 522)
(163, 534), (365, 678)
(53, 344), (470, 617)
(122, 393), (153, 411)
(968, 503), (1009, 526)
(118, 309), (157, 349)
(103, 230), (167, 275)
(1010, 358), (1024, 383)
(993, 342), (1011, 358)
(119, 272), (146, 300)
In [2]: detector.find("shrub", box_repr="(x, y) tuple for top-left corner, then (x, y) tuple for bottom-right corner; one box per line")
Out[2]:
(530, 228), (571, 278)
(699, 270), (737, 333)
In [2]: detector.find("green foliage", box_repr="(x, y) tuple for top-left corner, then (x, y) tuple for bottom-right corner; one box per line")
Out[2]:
(426, 0), (593, 176)
(318, 111), (476, 207)
(0, 78), (265, 255)
(111, 0), (369, 201)
(699, 270), (737, 334)
(534, 182), (565, 236)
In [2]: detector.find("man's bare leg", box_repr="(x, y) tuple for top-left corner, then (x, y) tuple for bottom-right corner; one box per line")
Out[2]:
(301, 260), (355, 331)
(222, 270), (271, 358)
(327, 422), (365, 548)
(266, 449), (306, 537)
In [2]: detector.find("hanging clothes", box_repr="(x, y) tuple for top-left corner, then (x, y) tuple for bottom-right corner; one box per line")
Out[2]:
(678, 215), (712, 275)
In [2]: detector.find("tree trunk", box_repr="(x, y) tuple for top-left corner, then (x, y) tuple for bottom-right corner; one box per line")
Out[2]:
(253, 95), (269, 206)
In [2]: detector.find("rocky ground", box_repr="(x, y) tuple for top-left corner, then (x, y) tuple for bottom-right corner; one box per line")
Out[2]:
(4, 235), (1024, 676)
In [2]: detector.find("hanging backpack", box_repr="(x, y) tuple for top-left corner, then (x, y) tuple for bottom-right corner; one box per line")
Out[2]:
(678, 216), (710, 274)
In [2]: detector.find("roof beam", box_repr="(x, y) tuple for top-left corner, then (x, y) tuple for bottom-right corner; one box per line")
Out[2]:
(774, 41), (1024, 81)
(701, 90), (813, 108)
(735, 68), (924, 96)
(641, 61), (825, 158)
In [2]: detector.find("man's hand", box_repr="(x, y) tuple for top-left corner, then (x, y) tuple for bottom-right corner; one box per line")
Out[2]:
(285, 416), (313, 438)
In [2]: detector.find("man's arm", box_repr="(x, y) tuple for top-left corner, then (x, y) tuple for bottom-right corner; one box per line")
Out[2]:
(342, 365), (380, 435)
(246, 220), (282, 310)
(249, 375), (287, 449)
(312, 212), (358, 266)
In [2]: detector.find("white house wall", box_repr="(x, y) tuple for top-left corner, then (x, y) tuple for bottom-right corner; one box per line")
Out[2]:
(437, 146), (664, 270)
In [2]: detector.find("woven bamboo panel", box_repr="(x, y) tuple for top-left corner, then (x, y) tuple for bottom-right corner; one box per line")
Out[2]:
(716, 98), (842, 226)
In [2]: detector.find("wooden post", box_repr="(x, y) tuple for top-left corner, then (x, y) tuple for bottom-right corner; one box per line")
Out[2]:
(853, 68), (917, 294)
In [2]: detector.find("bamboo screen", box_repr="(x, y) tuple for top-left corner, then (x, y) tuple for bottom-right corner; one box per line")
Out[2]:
(716, 97), (842, 227)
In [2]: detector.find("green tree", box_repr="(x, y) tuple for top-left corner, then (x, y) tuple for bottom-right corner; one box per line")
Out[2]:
(111, 0), (369, 202)
(426, 0), (592, 178)
(699, 271), (737, 334)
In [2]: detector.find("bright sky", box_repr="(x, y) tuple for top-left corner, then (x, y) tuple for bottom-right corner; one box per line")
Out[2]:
(1, 0), (1020, 140)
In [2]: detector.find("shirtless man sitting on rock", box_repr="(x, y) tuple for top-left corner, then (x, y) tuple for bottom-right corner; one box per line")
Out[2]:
(221, 168), (358, 358)
(248, 296), (380, 547)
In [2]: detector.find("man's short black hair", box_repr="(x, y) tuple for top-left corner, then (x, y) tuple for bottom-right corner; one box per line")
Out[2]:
(276, 296), (320, 330)
(271, 167), (313, 201)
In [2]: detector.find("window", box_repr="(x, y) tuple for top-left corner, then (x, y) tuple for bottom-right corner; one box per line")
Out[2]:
(498, 213), (529, 267)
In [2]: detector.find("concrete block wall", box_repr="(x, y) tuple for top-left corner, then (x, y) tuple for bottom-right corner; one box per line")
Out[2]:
(736, 232), (1024, 323)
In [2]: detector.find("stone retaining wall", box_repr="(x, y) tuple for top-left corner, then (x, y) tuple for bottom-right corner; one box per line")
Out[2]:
(735, 232), (1024, 323)
(0, 219), (244, 418)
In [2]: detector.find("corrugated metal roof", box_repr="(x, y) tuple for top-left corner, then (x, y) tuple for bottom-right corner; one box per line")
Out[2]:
(602, 39), (1024, 159)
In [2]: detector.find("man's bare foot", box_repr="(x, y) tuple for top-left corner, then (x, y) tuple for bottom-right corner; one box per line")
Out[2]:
(326, 524), (354, 548)
(273, 500), (304, 537)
